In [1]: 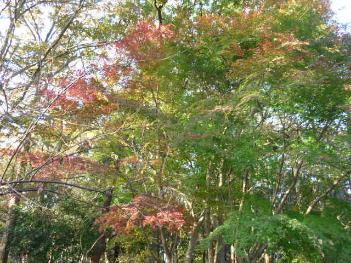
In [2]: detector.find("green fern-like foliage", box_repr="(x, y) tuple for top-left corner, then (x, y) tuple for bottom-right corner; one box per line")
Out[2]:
(203, 196), (351, 262)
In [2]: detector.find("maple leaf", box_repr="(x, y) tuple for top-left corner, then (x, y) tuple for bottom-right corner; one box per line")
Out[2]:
(97, 195), (186, 234)
(116, 21), (174, 62)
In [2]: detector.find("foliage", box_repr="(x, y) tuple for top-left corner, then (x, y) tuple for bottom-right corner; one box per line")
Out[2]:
(9, 196), (100, 263)
(0, 0), (350, 262)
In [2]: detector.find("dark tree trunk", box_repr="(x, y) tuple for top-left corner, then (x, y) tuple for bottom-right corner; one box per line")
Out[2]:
(0, 194), (20, 263)
(185, 226), (198, 263)
(215, 237), (226, 263)
(90, 189), (113, 263)
(248, 244), (267, 263)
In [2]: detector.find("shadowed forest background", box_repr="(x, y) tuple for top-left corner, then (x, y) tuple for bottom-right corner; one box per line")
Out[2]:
(0, 0), (350, 262)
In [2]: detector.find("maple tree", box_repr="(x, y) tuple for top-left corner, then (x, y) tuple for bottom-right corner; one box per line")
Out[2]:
(0, 0), (350, 263)
(97, 195), (186, 233)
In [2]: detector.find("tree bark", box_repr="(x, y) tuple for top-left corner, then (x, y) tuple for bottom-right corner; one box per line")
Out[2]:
(208, 246), (215, 263)
(90, 189), (112, 263)
(214, 237), (225, 263)
(305, 178), (343, 215)
(154, 0), (164, 26)
(248, 244), (267, 263)
(185, 225), (198, 263)
(204, 209), (214, 263)
(276, 161), (303, 213)
(263, 252), (271, 263)
(230, 245), (235, 263)
(160, 228), (173, 263)
(0, 194), (20, 263)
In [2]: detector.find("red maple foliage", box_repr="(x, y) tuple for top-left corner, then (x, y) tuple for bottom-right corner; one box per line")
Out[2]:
(0, 149), (109, 179)
(41, 77), (103, 108)
(116, 21), (174, 62)
(97, 195), (186, 234)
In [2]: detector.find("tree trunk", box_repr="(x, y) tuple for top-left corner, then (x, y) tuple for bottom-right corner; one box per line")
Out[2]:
(165, 254), (172, 263)
(0, 194), (20, 263)
(204, 209), (214, 263)
(214, 238), (225, 263)
(90, 189), (112, 263)
(248, 244), (267, 263)
(208, 245), (215, 263)
(276, 161), (303, 213)
(160, 228), (173, 263)
(230, 245), (244, 263)
(305, 179), (341, 215)
(185, 226), (198, 263)
(263, 252), (270, 263)
(214, 211), (225, 263)
(230, 245), (235, 263)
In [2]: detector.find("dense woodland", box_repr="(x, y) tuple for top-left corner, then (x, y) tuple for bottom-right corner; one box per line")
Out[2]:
(0, 0), (350, 262)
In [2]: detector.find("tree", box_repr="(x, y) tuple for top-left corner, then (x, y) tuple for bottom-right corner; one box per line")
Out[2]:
(0, 0), (350, 262)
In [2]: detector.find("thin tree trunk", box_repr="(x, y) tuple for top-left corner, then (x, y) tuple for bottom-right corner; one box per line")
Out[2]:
(214, 211), (225, 263)
(230, 245), (243, 263)
(276, 161), (303, 213)
(230, 171), (249, 263)
(204, 209), (214, 263)
(0, 194), (20, 263)
(263, 252), (270, 263)
(214, 237), (225, 263)
(248, 244), (267, 263)
(160, 228), (172, 263)
(185, 226), (198, 263)
(272, 153), (285, 206)
(305, 178), (343, 215)
(208, 246), (215, 263)
(90, 189), (112, 263)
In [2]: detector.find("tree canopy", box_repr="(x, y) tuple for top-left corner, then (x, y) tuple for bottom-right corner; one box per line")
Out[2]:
(0, 0), (350, 262)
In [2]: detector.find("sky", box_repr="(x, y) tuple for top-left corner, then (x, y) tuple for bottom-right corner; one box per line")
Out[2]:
(331, 0), (351, 30)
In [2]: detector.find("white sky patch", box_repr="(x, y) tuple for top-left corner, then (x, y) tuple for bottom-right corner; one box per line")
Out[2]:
(331, 0), (351, 31)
